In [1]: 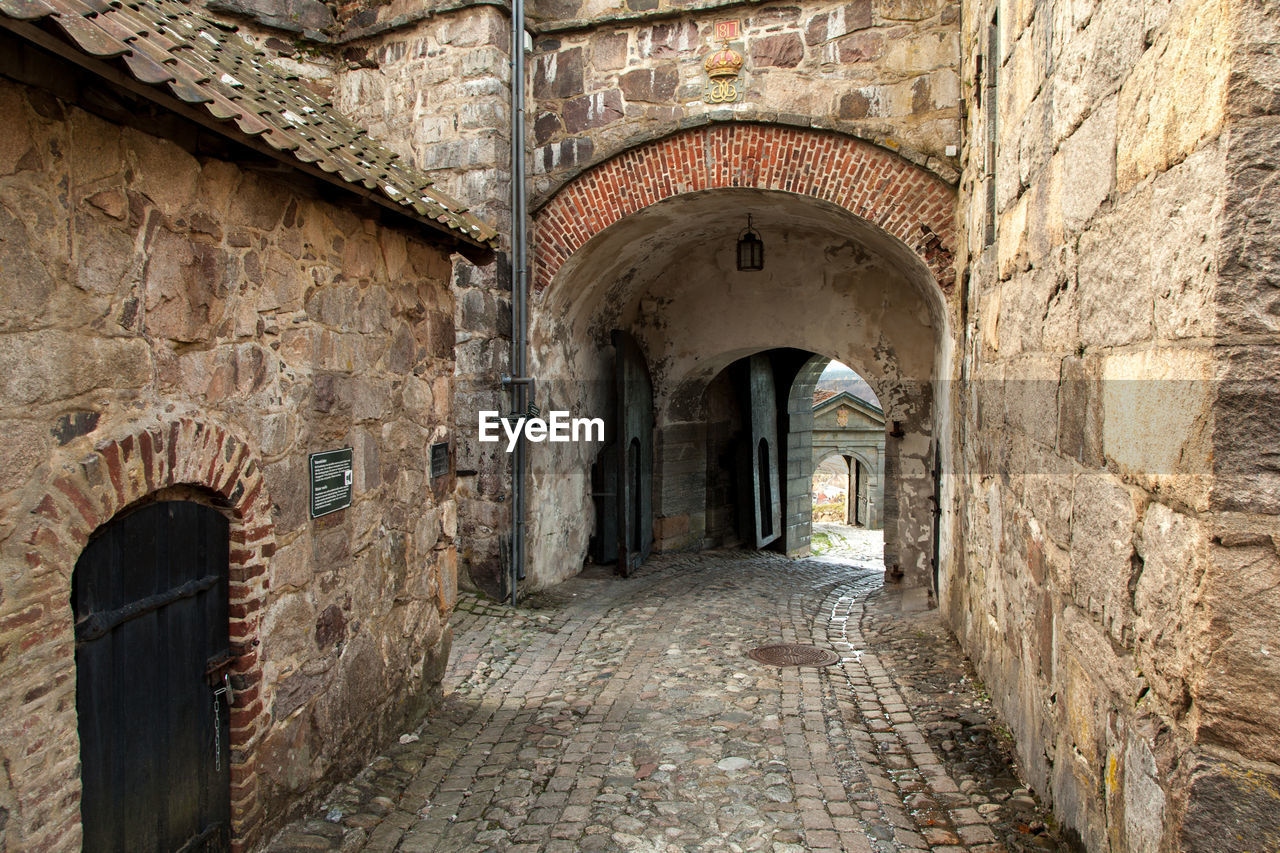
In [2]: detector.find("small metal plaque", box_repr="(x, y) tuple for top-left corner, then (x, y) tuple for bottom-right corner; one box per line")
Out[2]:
(309, 448), (353, 519)
(430, 442), (450, 479)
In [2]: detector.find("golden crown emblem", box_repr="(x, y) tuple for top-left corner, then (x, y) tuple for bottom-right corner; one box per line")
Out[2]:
(704, 41), (743, 78)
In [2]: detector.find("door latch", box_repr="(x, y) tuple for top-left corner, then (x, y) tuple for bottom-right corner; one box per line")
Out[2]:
(205, 651), (236, 687)
(212, 672), (232, 772)
(213, 671), (233, 706)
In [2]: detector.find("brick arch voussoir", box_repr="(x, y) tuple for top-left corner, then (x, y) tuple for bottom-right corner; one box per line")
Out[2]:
(533, 123), (958, 295)
(14, 416), (275, 852)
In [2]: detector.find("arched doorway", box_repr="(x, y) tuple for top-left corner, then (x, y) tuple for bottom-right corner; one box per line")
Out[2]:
(811, 453), (852, 525)
(74, 497), (232, 852)
(527, 124), (956, 594)
(4, 419), (275, 850)
(692, 349), (891, 555)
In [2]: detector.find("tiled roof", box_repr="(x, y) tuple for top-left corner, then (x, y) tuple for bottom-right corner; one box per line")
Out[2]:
(813, 389), (884, 418)
(0, 0), (498, 249)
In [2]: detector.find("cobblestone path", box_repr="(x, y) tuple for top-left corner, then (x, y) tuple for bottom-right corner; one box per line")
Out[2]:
(268, 551), (1063, 853)
(809, 524), (883, 563)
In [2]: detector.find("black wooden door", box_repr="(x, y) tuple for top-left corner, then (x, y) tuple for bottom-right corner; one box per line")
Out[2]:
(855, 460), (869, 526)
(73, 501), (231, 853)
(589, 445), (619, 565)
(931, 445), (942, 594)
(738, 354), (782, 548)
(614, 331), (654, 576)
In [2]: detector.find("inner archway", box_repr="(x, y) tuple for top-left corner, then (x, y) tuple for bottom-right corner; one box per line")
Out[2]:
(694, 348), (889, 561)
(526, 124), (956, 595)
(813, 454), (852, 525)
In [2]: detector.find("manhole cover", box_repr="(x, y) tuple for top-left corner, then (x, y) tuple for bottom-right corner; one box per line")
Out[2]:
(747, 644), (840, 667)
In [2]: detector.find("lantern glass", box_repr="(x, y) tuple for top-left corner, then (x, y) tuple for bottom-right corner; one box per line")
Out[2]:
(736, 216), (764, 271)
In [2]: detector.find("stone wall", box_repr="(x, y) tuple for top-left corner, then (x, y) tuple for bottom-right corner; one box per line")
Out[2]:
(781, 355), (825, 557)
(192, 0), (519, 598)
(0, 75), (463, 850)
(527, 0), (963, 200)
(329, 7), (518, 598)
(330, 6), (512, 225)
(208, 0), (965, 599)
(949, 0), (1280, 848)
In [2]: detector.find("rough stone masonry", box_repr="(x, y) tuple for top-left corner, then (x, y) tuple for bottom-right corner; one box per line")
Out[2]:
(0, 0), (1277, 848)
(0, 24), (485, 847)
(951, 0), (1280, 848)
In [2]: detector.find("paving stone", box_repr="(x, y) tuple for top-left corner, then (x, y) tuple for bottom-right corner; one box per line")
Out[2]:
(264, 543), (1065, 852)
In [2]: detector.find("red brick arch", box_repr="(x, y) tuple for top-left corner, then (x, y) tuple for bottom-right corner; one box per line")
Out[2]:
(533, 123), (958, 293)
(5, 417), (274, 852)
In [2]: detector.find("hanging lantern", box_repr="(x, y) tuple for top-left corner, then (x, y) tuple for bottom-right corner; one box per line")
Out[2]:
(737, 214), (764, 271)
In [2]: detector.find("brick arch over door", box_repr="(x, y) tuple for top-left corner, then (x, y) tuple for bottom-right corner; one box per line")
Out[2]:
(533, 123), (959, 293)
(4, 417), (275, 852)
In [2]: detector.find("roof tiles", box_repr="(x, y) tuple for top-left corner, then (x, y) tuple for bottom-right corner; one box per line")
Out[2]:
(0, 0), (498, 248)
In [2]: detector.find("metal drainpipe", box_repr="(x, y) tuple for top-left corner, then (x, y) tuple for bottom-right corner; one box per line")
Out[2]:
(504, 0), (529, 607)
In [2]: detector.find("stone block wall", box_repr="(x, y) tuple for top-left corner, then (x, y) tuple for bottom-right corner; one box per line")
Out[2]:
(207, 0), (520, 597)
(527, 0), (963, 201)
(0, 76), (463, 850)
(330, 6), (513, 225)
(652, 420), (707, 551)
(782, 408), (816, 555)
(328, 7), (518, 597)
(950, 0), (1280, 848)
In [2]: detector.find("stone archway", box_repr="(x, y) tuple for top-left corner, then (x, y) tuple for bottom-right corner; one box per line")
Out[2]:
(820, 448), (881, 528)
(812, 450), (854, 525)
(525, 123), (957, 592)
(533, 122), (958, 295)
(3, 417), (275, 851)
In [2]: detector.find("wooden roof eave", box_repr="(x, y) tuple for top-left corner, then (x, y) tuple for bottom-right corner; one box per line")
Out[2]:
(0, 15), (496, 264)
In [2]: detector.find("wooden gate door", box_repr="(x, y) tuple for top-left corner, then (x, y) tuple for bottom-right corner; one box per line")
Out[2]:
(73, 501), (232, 853)
(613, 330), (654, 576)
(738, 354), (782, 548)
(588, 331), (654, 574)
(855, 460), (869, 526)
(931, 445), (942, 593)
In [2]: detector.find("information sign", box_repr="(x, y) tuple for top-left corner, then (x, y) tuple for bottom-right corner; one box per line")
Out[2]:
(309, 448), (353, 519)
